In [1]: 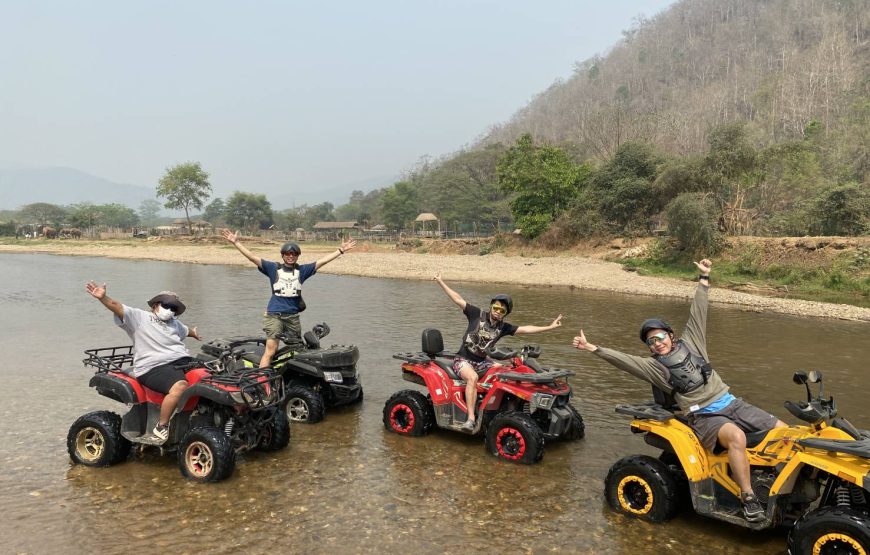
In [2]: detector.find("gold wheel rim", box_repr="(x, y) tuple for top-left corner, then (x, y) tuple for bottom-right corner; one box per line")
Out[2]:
(184, 441), (214, 478)
(75, 427), (105, 462)
(617, 476), (654, 515)
(813, 533), (866, 555)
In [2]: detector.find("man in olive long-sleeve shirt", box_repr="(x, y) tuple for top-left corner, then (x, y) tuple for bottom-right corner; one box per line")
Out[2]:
(572, 259), (785, 522)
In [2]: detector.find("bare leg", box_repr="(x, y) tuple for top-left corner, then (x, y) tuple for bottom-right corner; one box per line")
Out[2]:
(159, 380), (190, 426)
(458, 364), (479, 422)
(718, 423), (751, 492)
(259, 338), (279, 368)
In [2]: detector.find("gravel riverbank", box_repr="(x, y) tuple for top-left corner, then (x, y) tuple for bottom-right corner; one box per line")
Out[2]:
(2, 241), (868, 322)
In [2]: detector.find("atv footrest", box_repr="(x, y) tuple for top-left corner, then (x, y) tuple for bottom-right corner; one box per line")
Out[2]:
(615, 402), (676, 421)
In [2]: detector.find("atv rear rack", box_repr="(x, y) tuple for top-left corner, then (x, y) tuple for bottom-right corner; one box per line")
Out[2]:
(83, 345), (135, 373)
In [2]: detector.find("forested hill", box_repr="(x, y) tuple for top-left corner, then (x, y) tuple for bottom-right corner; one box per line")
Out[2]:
(483, 0), (869, 160)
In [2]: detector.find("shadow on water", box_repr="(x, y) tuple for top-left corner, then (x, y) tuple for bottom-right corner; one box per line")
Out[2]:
(1, 253), (865, 554)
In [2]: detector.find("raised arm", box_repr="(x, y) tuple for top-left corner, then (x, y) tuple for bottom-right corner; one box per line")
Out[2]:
(515, 314), (563, 335)
(683, 258), (712, 358)
(85, 281), (124, 320)
(222, 229), (262, 268)
(315, 237), (356, 271)
(434, 273), (467, 310)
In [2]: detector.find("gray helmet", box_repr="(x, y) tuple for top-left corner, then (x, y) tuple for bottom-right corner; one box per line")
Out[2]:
(490, 294), (513, 315)
(639, 318), (673, 342)
(280, 241), (301, 255)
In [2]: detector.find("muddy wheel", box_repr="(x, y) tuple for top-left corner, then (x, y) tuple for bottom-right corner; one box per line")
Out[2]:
(564, 404), (585, 440)
(485, 411), (544, 464)
(382, 390), (434, 436)
(605, 454), (679, 523)
(788, 506), (870, 555)
(67, 411), (131, 467)
(178, 427), (235, 482)
(284, 385), (325, 424)
(257, 407), (291, 451)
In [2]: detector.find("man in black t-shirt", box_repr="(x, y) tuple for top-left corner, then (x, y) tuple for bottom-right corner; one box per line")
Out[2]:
(434, 273), (563, 431)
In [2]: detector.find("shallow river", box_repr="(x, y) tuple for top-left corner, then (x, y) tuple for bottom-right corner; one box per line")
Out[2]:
(1, 253), (867, 555)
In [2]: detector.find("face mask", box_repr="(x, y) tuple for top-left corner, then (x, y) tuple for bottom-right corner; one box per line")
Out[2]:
(155, 306), (175, 321)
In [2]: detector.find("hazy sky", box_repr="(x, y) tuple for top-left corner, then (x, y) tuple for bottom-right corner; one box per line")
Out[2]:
(0, 0), (676, 201)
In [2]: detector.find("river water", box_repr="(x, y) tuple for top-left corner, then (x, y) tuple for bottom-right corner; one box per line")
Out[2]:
(1, 253), (867, 555)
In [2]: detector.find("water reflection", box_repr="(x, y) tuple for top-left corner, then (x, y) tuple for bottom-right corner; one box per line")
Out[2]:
(0, 253), (865, 554)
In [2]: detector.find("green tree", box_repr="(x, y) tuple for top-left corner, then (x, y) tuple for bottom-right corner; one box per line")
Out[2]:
(811, 183), (869, 236)
(225, 191), (273, 231)
(665, 193), (724, 257)
(203, 198), (227, 225)
(67, 203), (103, 228)
(97, 203), (139, 228)
(589, 142), (663, 233)
(20, 202), (67, 227)
(380, 181), (419, 230)
(138, 199), (162, 226)
(703, 123), (761, 235)
(497, 134), (587, 238)
(156, 162), (212, 233)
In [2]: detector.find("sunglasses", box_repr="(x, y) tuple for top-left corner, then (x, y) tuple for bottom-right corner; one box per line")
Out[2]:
(645, 331), (669, 346)
(490, 304), (507, 315)
(160, 302), (178, 313)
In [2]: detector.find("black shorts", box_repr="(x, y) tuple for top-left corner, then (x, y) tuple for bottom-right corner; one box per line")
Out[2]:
(138, 357), (194, 393)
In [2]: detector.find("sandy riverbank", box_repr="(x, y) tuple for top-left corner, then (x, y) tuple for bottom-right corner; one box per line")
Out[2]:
(2, 240), (868, 322)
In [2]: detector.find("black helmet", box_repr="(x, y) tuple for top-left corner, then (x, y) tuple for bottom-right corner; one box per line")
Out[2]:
(280, 241), (301, 255)
(639, 318), (673, 342)
(490, 294), (513, 315)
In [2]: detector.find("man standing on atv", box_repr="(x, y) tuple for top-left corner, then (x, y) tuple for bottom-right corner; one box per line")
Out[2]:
(434, 273), (563, 431)
(571, 259), (786, 522)
(222, 229), (356, 368)
(85, 282), (201, 442)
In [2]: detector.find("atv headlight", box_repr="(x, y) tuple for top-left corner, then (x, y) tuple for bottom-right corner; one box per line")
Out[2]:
(323, 371), (343, 383)
(530, 393), (554, 413)
(230, 390), (256, 405)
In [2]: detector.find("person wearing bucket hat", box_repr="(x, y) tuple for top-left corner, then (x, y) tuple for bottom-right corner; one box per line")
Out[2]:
(221, 228), (357, 368)
(434, 272), (563, 432)
(570, 259), (786, 522)
(85, 282), (201, 443)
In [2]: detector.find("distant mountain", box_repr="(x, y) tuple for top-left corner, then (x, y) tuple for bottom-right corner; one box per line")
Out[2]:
(268, 174), (398, 210)
(0, 167), (156, 210)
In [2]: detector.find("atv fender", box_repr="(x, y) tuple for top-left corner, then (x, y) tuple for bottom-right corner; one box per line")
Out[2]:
(90, 372), (144, 404)
(278, 359), (321, 378)
(769, 435), (870, 498)
(630, 419), (712, 482)
(176, 383), (229, 409)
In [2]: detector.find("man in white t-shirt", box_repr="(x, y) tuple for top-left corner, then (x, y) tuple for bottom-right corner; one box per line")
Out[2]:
(85, 281), (202, 442)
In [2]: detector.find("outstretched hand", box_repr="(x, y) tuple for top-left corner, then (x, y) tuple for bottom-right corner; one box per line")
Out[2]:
(551, 314), (563, 328)
(572, 329), (595, 351)
(221, 229), (239, 244)
(340, 237), (357, 253)
(433, 271), (442, 282)
(85, 281), (106, 300)
(189, 326), (201, 341)
(694, 258), (712, 275)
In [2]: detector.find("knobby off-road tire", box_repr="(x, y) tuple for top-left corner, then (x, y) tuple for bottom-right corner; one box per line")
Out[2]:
(788, 506), (870, 555)
(564, 404), (585, 441)
(605, 454), (679, 523)
(382, 390), (434, 436)
(67, 411), (131, 467)
(485, 411), (545, 464)
(257, 407), (291, 452)
(284, 385), (325, 424)
(178, 426), (235, 483)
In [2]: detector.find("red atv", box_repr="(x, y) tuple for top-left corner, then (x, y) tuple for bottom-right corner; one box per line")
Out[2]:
(384, 328), (584, 463)
(67, 345), (288, 482)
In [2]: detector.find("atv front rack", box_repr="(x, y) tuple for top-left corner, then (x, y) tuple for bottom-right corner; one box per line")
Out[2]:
(83, 345), (135, 373)
(200, 368), (284, 410)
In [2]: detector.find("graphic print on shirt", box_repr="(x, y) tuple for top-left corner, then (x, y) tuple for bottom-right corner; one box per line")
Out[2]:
(464, 312), (502, 358)
(272, 266), (302, 297)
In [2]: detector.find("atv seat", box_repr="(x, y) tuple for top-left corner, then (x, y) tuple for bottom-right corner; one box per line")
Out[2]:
(421, 328), (461, 380)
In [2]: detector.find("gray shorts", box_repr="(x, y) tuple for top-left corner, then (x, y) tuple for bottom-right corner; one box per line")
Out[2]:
(263, 312), (301, 340)
(688, 398), (778, 451)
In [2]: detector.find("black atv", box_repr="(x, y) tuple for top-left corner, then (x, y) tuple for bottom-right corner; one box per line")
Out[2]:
(197, 322), (362, 424)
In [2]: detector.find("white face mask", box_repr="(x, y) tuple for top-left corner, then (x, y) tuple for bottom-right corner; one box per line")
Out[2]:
(155, 306), (175, 321)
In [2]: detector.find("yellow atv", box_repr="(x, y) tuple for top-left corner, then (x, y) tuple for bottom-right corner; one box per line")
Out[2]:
(605, 371), (870, 554)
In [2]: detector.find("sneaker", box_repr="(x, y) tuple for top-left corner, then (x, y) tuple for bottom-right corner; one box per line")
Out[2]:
(460, 419), (476, 432)
(740, 492), (764, 522)
(152, 423), (169, 442)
